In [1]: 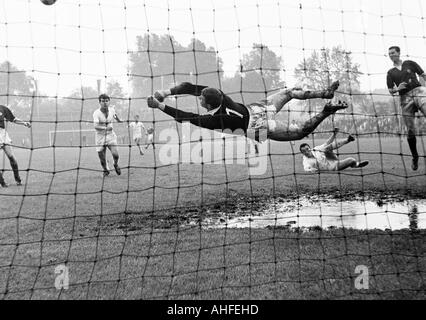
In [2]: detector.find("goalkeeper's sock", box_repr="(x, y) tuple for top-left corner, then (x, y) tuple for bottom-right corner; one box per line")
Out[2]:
(407, 136), (419, 159)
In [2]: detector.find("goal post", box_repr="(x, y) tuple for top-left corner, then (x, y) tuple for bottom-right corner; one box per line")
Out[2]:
(48, 129), (95, 147)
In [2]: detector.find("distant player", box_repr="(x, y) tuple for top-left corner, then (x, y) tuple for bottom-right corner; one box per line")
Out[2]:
(145, 127), (154, 150)
(93, 94), (123, 177)
(0, 105), (31, 187)
(128, 114), (146, 155)
(289, 119), (300, 146)
(387, 46), (426, 170)
(147, 81), (346, 143)
(300, 128), (369, 173)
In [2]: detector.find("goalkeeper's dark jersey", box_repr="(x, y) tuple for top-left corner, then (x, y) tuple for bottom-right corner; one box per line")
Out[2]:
(387, 60), (424, 96)
(162, 82), (250, 133)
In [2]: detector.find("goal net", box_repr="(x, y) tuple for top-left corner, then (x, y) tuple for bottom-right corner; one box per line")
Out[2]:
(0, 0), (425, 301)
(49, 130), (95, 147)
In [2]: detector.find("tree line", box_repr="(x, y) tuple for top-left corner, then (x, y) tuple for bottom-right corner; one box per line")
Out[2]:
(1, 34), (396, 124)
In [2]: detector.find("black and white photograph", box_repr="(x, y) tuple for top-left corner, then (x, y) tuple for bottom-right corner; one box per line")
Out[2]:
(0, 0), (425, 308)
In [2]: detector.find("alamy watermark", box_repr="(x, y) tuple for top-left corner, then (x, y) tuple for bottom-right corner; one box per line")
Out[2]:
(354, 265), (369, 290)
(157, 122), (269, 175)
(54, 264), (69, 290)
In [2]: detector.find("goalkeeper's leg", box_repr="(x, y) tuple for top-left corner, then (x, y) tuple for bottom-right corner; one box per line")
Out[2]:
(266, 81), (340, 114)
(268, 102), (348, 141)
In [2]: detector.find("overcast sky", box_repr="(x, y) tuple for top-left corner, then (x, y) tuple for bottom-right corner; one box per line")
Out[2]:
(1, 0), (426, 96)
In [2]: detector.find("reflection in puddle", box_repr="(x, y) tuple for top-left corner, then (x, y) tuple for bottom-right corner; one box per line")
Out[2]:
(409, 205), (419, 231)
(190, 197), (426, 231)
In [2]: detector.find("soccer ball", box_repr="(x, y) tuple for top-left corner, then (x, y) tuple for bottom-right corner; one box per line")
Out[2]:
(41, 0), (57, 5)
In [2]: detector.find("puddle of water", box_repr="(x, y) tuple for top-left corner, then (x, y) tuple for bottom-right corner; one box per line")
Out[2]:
(190, 197), (426, 231)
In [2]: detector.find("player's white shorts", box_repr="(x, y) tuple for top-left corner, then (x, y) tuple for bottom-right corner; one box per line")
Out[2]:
(133, 135), (142, 143)
(95, 132), (118, 152)
(146, 134), (153, 145)
(0, 128), (12, 147)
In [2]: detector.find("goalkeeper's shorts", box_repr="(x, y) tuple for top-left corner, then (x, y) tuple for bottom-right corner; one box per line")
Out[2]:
(95, 132), (118, 152)
(0, 128), (12, 147)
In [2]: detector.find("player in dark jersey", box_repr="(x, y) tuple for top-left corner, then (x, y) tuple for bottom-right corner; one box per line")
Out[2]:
(387, 46), (426, 170)
(0, 105), (31, 187)
(147, 81), (346, 142)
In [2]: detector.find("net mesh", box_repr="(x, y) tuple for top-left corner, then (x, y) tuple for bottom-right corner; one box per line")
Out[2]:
(0, 0), (425, 299)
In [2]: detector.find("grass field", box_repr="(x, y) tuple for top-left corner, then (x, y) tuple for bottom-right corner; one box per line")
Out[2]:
(0, 135), (425, 299)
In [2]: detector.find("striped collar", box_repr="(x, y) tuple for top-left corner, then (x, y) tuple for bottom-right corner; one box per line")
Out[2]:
(206, 105), (243, 118)
(206, 106), (221, 115)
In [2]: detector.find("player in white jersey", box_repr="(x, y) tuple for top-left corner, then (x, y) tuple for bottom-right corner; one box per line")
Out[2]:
(145, 127), (154, 150)
(300, 128), (369, 173)
(0, 104), (31, 187)
(93, 94), (123, 177)
(128, 115), (146, 155)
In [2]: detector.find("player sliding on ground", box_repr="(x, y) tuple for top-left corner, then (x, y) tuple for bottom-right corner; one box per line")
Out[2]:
(0, 105), (31, 187)
(93, 94), (123, 177)
(299, 128), (369, 173)
(147, 81), (347, 142)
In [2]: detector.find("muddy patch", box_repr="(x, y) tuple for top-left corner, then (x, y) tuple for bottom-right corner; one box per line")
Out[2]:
(187, 194), (425, 231)
(100, 191), (426, 232)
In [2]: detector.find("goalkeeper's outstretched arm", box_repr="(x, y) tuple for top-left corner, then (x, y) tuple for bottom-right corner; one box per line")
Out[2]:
(154, 82), (209, 101)
(147, 96), (246, 132)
